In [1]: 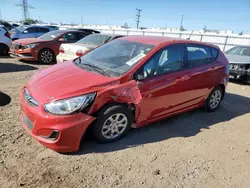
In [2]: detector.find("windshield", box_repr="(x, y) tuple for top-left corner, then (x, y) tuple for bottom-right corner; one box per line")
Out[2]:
(77, 34), (111, 46)
(225, 46), (250, 56)
(75, 39), (155, 77)
(38, 30), (65, 40)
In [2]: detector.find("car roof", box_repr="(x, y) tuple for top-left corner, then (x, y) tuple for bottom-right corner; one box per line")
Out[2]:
(120, 35), (219, 48)
(89, 33), (124, 37)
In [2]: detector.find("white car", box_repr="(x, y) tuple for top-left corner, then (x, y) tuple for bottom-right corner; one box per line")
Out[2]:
(0, 25), (12, 56)
(56, 34), (123, 63)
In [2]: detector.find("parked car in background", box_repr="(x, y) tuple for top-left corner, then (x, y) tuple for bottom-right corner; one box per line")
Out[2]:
(66, 28), (100, 34)
(225, 45), (250, 84)
(12, 23), (19, 27)
(0, 25), (12, 56)
(10, 30), (89, 64)
(0, 20), (13, 31)
(44, 25), (59, 31)
(20, 36), (229, 152)
(57, 34), (124, 63)
(10, 25), (53, 40)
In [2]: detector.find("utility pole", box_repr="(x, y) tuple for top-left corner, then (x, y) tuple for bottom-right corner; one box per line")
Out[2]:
(0, 9), (2, 20)
(16, 0), (35, 21)
(81, 14), (83, 27)
(135, 8), (142, 29)
(180, 14), (183, 28)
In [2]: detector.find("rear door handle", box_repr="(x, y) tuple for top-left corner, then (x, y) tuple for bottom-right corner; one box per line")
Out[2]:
(208, 67), (217, 71)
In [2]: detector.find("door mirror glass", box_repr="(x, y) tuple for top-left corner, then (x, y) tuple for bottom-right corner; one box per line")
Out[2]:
(136, 74), (145, 81)
(58, 38), (64, 42)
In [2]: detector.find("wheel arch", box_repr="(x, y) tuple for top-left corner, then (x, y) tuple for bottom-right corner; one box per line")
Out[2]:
(218, 83), (225, 100)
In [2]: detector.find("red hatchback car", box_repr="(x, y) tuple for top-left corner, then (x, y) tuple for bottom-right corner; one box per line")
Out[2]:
(20, 36), (229, 153)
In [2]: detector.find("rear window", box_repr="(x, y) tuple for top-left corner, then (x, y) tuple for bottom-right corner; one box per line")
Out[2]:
(187, 45), (218, 68)
(39, 27), (50, 33)
(77, 34), (111, 46)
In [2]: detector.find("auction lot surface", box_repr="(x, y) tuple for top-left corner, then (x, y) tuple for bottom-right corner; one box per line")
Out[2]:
(0, 57), (250, 188)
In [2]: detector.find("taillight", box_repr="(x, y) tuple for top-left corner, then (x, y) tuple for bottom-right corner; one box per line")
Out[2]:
(76, 50), (88, 57)
(59, 46), (64, 53)
(4, 32), (10, 38)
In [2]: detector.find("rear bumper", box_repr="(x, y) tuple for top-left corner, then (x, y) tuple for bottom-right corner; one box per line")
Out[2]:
(20, 88), (96, 153)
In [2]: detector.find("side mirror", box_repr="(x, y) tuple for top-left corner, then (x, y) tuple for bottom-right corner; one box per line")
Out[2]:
(58, 38), (65, 42)
(136, 74), (145, 81)
(23, 30), (28, 34)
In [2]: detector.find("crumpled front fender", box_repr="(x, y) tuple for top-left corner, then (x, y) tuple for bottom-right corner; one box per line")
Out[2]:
(88, 80), (142, 115)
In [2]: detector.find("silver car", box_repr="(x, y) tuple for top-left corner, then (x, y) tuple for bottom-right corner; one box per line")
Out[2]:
(225, 45), (250, 84)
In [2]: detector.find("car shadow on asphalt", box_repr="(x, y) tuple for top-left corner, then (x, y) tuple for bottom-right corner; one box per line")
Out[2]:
(0, 62), (38, 73)
(0, 92), (11, 106)
(71, 92), (250, 155)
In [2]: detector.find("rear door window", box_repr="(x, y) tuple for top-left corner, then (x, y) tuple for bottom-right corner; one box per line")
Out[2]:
(62, 32), (78, 42)
(187, 45), (217, 68)
(39, 27), (50, 33)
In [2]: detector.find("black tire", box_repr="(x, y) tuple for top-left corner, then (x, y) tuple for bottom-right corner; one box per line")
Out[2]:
(0, 43), (9, 56)
(204, 86), (223, 112)
(245, 76), (250, 85)
(92, 104), (132, 143)
(38, 49), (55, 64)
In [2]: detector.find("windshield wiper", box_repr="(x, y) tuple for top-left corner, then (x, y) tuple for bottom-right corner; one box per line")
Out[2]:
(78, 62), (110, 76)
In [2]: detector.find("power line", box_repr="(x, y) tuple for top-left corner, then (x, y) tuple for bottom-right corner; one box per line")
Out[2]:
(15, 0), (35, 20)
(135, 8), (142, 30)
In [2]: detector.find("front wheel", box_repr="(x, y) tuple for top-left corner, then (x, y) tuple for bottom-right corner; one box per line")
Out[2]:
(0, 44), (9, 56)
(38, 49), (54, 64)
(92, 104), (132, 143)
(205, 86), (223, 112)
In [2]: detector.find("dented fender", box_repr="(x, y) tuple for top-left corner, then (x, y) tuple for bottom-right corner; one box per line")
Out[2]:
(88, 80), (142, 116)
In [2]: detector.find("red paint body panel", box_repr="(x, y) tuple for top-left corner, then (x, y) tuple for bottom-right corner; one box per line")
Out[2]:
(20, 36), (229, 152)
(20, 88), (96, 153)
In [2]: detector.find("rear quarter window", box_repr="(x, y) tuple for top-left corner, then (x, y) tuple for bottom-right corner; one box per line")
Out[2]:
(187, 45), (218, 68)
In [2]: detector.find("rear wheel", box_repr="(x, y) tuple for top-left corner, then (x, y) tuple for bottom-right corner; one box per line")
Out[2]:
(92, 104), (132, 143)
(205, 86), (223, 112)
(38, 49), (54, 64)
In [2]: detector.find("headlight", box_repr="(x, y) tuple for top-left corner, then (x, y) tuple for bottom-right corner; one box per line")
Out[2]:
(44, 93), (96, 115)
(23, 43), (37, 49)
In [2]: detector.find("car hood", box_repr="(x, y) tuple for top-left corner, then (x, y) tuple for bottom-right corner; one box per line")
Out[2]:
(225, 54), (250, 64)
(27, 61), (118, 101)
(13, 38), (49, 45)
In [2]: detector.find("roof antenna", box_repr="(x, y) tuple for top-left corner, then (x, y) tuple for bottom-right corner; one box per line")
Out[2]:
(187, 30), (194, 40)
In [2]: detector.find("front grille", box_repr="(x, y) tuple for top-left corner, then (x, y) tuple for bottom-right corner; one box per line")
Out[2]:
(24, 88), (38, 107)
(23, 114), (34, 131)
(229, 64), (247, 70)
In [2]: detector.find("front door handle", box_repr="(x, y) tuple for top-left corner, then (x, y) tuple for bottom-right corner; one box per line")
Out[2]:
(176, 76), (190, 82)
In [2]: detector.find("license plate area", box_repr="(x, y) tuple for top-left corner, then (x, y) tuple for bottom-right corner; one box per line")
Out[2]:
(23, 113), (34, 131)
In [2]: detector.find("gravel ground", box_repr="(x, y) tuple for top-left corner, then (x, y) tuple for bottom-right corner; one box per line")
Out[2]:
(0, 58), (250, 188)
